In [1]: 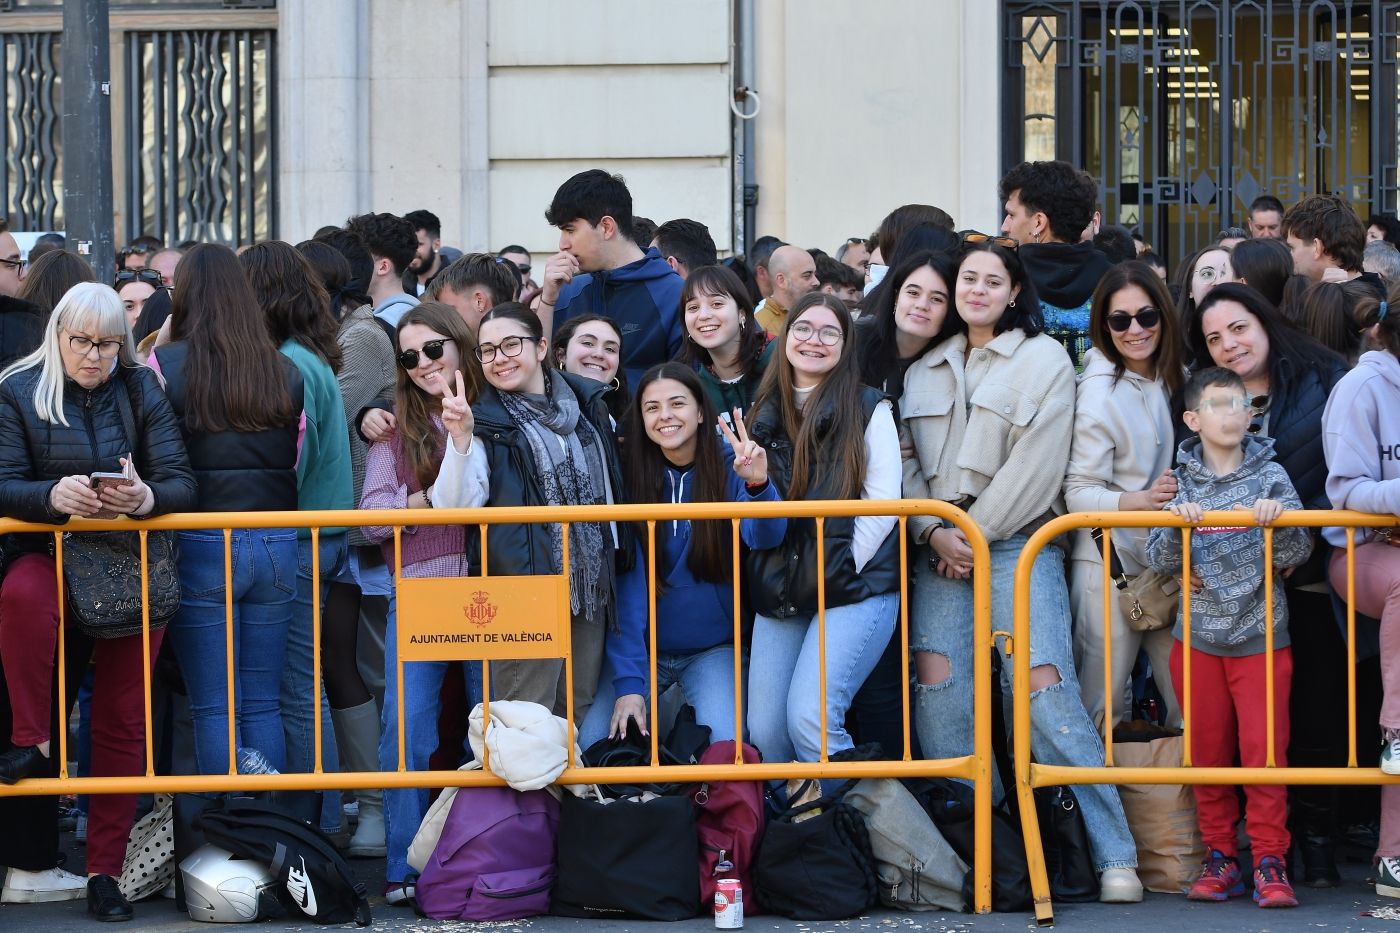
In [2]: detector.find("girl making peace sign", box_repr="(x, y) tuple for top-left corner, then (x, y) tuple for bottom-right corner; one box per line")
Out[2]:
(579, 363), (786, 747)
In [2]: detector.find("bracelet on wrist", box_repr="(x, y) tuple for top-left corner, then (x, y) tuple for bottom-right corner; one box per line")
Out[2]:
(422, 487), (433, 509)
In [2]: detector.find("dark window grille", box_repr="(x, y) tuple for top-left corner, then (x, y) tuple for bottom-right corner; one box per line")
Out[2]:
(124, 28), (277, 245)
(1003, 0), (1400, 264)
(0, 31), (62, 230)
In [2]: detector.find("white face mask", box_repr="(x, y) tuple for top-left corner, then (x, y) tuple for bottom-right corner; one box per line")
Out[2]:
(863, 263), (889, 296)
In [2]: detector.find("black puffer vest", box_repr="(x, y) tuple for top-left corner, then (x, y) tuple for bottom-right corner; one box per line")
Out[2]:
(747, 386), (899, 617)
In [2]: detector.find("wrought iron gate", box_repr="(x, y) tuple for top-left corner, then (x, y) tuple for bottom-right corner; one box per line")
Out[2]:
(0, 32), (61, 231)
(1003, 0), (1400, 263)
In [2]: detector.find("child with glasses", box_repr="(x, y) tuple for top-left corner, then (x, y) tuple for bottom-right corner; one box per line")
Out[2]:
(1146, 366), (1313, 908)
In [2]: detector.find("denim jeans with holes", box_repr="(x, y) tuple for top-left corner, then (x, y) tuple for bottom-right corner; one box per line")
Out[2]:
(167, 528), (297, 776)
(912, 535), (1137, 872)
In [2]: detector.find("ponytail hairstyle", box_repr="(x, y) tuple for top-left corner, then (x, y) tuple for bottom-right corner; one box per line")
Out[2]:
(1352, 278), (1400, 359)
(393, 301), (482, 491)
(748, 291), (866, 500)
(625, 362), (732, 584)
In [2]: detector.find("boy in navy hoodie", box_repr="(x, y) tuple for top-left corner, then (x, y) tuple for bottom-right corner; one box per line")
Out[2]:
(1146, 366), (1312, 909)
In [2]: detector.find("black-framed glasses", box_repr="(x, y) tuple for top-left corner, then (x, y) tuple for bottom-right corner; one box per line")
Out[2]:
(959, 231), (1019, 249)
(397, 338), (452, 370)
(67, 334), (124, 359)
(475, 334), (538, 364)
(789, 321), (843, 346)
(0, 256), (25, 273)
(1106, 309), (1162, 332)
(114, 269), (164, 289)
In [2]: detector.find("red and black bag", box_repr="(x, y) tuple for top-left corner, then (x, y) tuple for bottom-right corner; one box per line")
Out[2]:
(691, 740), (766, 914)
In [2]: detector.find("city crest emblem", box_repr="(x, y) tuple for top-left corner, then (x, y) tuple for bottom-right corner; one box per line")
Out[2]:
(463, 590), (498, 627)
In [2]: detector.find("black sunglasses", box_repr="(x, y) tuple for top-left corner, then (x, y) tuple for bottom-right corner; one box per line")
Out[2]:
(114, 269), (165, 288)
(397, 338), (451, 370)
(120, 244), (153, 255)
(1106, 309), (1162, 332)
(959, 231), (1019, 249)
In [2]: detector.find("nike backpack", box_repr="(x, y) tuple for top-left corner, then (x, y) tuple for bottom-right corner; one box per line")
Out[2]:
(197, 798), (372, 926)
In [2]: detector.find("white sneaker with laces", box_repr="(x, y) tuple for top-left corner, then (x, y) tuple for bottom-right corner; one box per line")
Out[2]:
(1, 866), (88, 903)
(1382, 731), (1400, 776)
(1378, 856), (1400, 898)
(1099, 867), (1144, 903)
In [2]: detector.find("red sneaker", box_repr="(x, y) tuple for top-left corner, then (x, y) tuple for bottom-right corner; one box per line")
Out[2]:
(1187, 849), (1245, 901)
(1252, 856), (1298, 908)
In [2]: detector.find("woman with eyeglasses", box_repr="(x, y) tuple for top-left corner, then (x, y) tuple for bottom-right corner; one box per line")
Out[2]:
(434, 301), (627, 723)
(904, 239), (1142, 903)
(151, 244), (305, 787)
(678, 263), (772, 423)
(744, 292), (901, 765)
(0, 283), (194, 919)
(358, 301), (486, 903)
(1183, 282), (1352, 886)
(1064, 261), (1187, 733)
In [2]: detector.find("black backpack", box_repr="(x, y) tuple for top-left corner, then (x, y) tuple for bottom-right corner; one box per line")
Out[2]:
(753, 778), (879, 920)
(197, 798), (372, 926)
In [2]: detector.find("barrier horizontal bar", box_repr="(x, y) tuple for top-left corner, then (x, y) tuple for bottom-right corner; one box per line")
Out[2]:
(1030, 764), (1400, 787)
(0, 498), (969, 535)
(0, 756), (980, 797)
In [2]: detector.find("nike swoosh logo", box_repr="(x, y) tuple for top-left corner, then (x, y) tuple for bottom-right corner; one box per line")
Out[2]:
(286, 858), (318, 917)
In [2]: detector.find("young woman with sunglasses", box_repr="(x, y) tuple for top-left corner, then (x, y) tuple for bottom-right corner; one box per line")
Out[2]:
(1063, 261), (1186, 732)
(903, 240), (1142, 903)
(578, 363), (784, 748)
(744, 292), (901, 765)
(359, 301), (487, 901)
(1184, 283), (1352, 886)
(434, 302), (628, 724)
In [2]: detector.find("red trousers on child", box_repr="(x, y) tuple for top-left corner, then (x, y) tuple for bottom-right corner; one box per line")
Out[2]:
(1170, 640), (1292, 861)
(0, 554), (162, 877)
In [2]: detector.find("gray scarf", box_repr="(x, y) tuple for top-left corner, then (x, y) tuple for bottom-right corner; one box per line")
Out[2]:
(499, 368), (614, 622)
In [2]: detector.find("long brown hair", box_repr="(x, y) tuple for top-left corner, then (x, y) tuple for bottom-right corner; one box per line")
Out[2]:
(1089, 260), (1186, 395)
(169, 243), (296, 433)
(17, 249), (96, 317)
(394, 301), (482, 490)
(239, 240), (344, 373)
(748, 292), (866, 500)
(625, 363), (731, 583)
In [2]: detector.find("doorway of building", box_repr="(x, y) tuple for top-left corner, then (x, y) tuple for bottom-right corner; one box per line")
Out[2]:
(1002, 0), (1399, 264)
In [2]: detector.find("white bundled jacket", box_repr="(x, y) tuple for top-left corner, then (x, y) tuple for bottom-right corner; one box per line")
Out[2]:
(902, 329), (1076, 545)
(1062, 348), (1176, 573)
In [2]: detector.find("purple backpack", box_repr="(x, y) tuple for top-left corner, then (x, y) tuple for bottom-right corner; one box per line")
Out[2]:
(414, 785), (561, 921)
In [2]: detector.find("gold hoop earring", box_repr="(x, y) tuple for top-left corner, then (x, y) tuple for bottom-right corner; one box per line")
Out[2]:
(609, 377), (621, 390)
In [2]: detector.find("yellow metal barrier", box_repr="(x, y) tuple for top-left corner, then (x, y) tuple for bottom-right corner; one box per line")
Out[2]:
(0, 498), (997, 914)
(1011, 509), (1400, 925)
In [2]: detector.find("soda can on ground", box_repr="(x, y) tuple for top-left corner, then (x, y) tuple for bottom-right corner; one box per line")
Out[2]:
(714, 877), (743, 929)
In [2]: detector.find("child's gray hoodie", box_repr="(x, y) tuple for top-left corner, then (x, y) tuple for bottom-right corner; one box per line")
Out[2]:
(1145, 434), (1313, 656)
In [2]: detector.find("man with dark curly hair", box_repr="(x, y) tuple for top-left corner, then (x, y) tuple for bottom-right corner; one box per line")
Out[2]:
(999, 160), (1112, 369)
(346, 212), (419, 335)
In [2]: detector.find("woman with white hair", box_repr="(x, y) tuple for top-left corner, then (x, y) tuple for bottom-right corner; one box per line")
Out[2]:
(0, 282), (195, 920)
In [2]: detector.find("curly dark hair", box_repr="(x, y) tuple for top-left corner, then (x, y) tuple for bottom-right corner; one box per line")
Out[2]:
(345, 212), (417, 276)
(998, 160), (1098, 243)
(1282, 194), (1365, 272)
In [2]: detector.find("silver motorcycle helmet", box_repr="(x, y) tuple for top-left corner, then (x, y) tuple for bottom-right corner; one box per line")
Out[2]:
(180, 844), (280, 923)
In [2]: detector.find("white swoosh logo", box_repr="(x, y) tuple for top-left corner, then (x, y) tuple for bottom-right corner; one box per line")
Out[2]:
(286, 857), (318, 917)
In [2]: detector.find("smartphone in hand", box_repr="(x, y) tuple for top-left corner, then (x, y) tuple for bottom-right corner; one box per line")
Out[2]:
(89, 455), (134, 520)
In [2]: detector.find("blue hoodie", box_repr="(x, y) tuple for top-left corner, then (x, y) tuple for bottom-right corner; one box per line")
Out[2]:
(552, 247), (684, 384)
(607, 443), (787, 699)
(1322, 349), (1400, 548)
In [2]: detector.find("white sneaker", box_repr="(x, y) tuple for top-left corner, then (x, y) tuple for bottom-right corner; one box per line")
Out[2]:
(1382, 731), (1400, 776)
(1, 866), (88, 904)
(1099, 867), (1144, 903)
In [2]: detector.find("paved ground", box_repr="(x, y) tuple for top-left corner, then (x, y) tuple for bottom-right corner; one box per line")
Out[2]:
(6, 822), (1400, 931)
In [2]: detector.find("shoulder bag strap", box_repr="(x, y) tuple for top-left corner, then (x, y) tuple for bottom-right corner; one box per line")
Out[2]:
(1089, 527), (1130, 590)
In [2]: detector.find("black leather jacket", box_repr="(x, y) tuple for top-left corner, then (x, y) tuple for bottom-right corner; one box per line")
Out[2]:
(154, 341), (304, 512)
(0, 363), (196, 555)
(747, 386), (900, 617)
(472, 372), (632, 578)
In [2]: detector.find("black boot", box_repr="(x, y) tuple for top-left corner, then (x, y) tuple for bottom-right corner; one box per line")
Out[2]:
(86, 874), (133, 922)
(1291, 785), (1341, 888)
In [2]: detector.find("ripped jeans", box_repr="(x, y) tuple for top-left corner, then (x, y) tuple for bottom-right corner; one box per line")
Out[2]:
(912, 535), (1137, 872)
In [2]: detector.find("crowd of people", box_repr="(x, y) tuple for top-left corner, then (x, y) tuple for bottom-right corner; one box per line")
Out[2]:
(0, 161), (1397, 920)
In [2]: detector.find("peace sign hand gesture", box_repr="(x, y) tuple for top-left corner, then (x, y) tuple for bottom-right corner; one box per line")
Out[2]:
(440, 370), (475, 452)
(718, 410), (767, 486)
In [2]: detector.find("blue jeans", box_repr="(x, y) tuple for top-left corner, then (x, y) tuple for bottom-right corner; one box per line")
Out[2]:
(168, 528), (297, 776)
(580, 642), (743, 749)
(282, 535), (349, 832)
(747, 592), (898, 764)
(378, 593), (482, 883)
(911, 536), (1137, 872)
